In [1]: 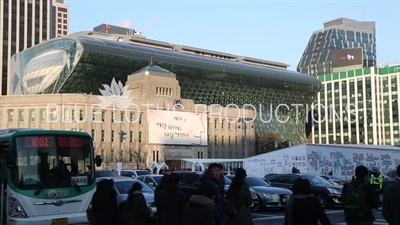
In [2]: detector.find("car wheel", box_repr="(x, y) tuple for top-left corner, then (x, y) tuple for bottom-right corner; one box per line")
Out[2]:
(317, 193), (328, 208)
(255, 195), (264, 212)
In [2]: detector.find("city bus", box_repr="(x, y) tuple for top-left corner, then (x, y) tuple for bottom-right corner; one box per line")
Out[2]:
(0, 128), (102, 225)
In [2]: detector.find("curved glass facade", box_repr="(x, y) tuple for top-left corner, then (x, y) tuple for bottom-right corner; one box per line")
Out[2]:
(11, 35), (322, 145)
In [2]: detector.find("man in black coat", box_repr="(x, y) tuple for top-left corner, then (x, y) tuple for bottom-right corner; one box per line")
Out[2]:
(341, 165), (379, 225)
(382, 165), (400, 225)
(200, 163), (225, 225)
(157, 173), (187, 225)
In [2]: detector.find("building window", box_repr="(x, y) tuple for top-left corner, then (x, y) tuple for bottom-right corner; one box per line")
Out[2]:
(29, 110), (34, 122)
(235, 136), (238, 146)
(111, 112), (114, 122)
(91, 129), (95, 139)
(139, 114), (142, 124)
(111, 130), (115, 142)
(63, 31), (67, 35)
(221, 120), (224, 129)
(8, 110), (13, 122)
(19, 111), (24, 122)
(101, 130), (105, 142)
(57, 18), (61, 22)
(79, 110), (84, 121)
(92, 111), (96, 121)
(63, 25), (67, 29)
(64, 110), (69, 121)
(214, 119), (217, 129)
(214, 135), (217, 145)
(63, 14), (67, 18)
(63, 19), (67, 24)
(121, 112), (125, 122)
(40, 110), (46, 121)
(139, 132), (142, 143)
(111, 150), (114, 162)
(129, 150), (133, 162)
(228, 123), (231, 130)
(130, 131), (133, 143)
(228, 136), (231, 146)
(130, 112), (134, 122)
(72, 109), (76, 121)
(101, 111), (105, 122)
(221, 136), (224, 145)
(51, 110), (57, 121)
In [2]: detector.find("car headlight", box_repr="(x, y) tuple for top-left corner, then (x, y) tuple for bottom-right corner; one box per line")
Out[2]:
(327, 187), (341, 194)
(262, 193), (278, 197)
(8, 197), (28, 218)
(249, 189), (257, 199)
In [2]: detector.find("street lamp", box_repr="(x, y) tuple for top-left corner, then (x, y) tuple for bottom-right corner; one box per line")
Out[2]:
(237, 118), (254, 159)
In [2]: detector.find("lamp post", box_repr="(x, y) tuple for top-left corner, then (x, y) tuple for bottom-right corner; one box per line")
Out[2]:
(238, 118), (254, 159)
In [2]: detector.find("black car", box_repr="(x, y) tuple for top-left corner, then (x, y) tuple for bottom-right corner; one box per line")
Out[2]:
(172, 171), (260, 211)
(264, 173), (343, 208)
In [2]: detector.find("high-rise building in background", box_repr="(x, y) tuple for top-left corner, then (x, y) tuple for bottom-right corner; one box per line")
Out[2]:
(93, 23), (139, 36)
(52, 0), (69, 37)
(0, 0), (58, 96)
(311, 64), (400, 146)
(297, 17), (376, 77)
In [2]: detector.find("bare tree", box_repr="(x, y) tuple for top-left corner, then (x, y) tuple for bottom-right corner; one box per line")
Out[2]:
(131, 145), (149, 169)
(162, 145), (180, 163)
(101, 142), (113, 170)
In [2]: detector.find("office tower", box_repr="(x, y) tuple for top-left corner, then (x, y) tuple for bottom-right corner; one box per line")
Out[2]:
(0, 0), (53, 96)
(93, 23), (138, 36)
(297, 17), (376, 77)
(52, 0), (69, 37)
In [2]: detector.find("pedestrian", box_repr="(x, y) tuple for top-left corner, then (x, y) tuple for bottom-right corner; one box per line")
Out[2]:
(125, 182), (152, 225)
(154, 174), (170, 206)
(200, 163), (225, 225)
(90, 179), (118, 225)
(382, 164), (400, 225)
(370, 167), (384, 206)
(157, 173), (187, 225)
(182, 180), (219, 225)
(342, 165), (379, 225)
(226, 168), (253, 225)
(284, 178), (331, 225)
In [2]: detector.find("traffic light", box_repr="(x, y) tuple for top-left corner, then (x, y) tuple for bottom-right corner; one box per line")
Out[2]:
(119, 131), (126, 142)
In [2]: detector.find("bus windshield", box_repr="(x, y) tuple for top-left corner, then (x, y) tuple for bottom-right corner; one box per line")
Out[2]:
(11, 135), (94, 190)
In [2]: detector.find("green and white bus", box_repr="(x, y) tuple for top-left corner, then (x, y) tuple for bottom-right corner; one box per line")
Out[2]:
(0, 128), (102, 225)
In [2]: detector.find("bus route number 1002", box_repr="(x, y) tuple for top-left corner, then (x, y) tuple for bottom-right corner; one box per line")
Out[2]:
(24, 136), (55, 148)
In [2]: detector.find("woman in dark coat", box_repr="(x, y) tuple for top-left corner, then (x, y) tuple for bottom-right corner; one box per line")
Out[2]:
(226, 168), (253, 225)
(125, 182), (152, 225)
(90, 179), (118, 225)
(183, 180), (219, 225)
(284, 178), (331, 225)
(154, 174), (169, 205)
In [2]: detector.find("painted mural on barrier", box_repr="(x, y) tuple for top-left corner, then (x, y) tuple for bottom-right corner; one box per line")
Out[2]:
(307, 148), (400, 179)
(244, 149), (307, 178)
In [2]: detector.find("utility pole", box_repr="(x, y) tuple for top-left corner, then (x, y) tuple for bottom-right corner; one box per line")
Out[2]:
(119, 131), (126, 162)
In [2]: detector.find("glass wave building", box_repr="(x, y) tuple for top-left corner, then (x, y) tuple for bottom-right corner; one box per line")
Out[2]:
(9, 31), (321, 145)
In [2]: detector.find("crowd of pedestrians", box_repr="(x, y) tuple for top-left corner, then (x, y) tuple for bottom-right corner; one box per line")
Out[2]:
(86, 164), (400, 225)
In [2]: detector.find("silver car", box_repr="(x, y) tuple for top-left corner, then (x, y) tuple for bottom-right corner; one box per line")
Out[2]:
(96, 177), (157, 221)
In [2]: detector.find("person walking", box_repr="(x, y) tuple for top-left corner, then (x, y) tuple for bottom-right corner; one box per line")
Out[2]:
(226, 168), (253, 225)
(157, 173), (187, 225)
(90, 179), (118, 225)
(154, 174), (170, 206)
(200, 163), (225, 225)
(125, 182), (152, 225)
(342, 165), (379, 225)
(284, 178), (331, 225)
(382, 165), (400, 225)
(370, 167), (384, 206)
(182, 180), (219, 225)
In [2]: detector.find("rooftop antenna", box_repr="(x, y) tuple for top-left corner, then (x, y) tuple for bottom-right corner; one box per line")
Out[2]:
(149, 55), (154, 65)
(363, 8), (365, 21)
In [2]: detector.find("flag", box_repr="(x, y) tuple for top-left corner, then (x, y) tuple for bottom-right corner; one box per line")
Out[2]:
(104, 24), (111, 31)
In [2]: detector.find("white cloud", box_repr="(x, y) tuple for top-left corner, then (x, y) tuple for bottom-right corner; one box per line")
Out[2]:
(118, 18), (133, 28)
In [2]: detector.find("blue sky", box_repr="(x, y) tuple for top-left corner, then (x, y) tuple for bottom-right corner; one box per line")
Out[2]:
(65, 0), (400, 71)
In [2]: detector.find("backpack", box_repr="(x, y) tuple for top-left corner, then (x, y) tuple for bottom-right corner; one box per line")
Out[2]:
(342, 181), (369, 218)
(222, 191), (237, 216)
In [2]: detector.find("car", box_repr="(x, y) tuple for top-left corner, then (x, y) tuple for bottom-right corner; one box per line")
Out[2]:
(95, 170), (120, 178)
(172, 171), (260, 211)
(264, 173), (343, 208)
(320, 175), (347, 185)
(226, 175), (292, 210)
(96, 177), (157, 222)
(121, 169), (152, 178)
(136, 174), (164, 189)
